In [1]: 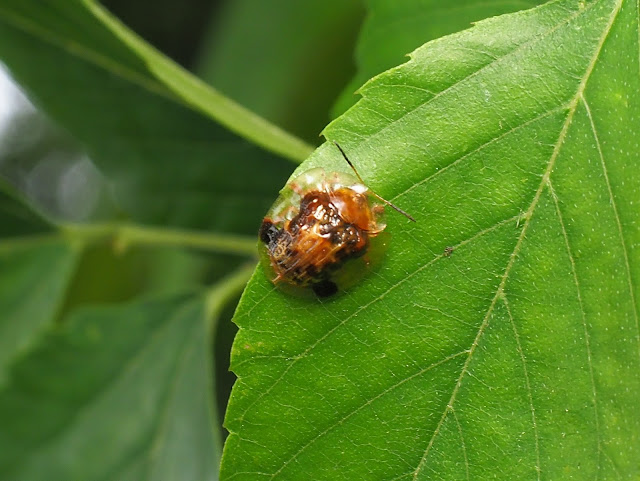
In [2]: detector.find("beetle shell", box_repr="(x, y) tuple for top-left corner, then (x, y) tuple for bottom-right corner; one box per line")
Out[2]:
(259, 168), (387, 297)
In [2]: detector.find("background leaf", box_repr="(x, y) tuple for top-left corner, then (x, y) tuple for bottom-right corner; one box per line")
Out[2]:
(196, 0), (363, 143)
(0, 183), (78, 384)
(333, 0), (545, 115)
(0, 0), (307, 231)
(0, 293), (220, 481)
(222, 0), (640, 479)
(0, 182), (52, 236)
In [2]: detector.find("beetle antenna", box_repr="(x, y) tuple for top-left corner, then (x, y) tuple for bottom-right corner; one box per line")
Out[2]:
(332, 141), (416, 222)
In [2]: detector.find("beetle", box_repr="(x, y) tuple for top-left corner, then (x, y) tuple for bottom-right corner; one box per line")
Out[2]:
(259, 142), (414, 297)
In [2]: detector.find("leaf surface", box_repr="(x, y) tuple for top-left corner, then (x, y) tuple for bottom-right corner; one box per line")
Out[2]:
(0, 293), (220, 481)
(334, 0), (545, 115)
(0, 0), (305, 231)
(222, 0), (640, 479)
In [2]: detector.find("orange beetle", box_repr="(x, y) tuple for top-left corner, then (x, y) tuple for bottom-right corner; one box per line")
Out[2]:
(259, 142), (414, 297)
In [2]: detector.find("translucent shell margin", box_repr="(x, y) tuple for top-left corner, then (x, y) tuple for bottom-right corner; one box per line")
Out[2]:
(265, 167), (387, 231)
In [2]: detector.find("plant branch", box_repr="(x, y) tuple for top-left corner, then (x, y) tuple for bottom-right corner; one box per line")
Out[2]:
(60, 222), (258, 256)
(205, 263), (257, 330)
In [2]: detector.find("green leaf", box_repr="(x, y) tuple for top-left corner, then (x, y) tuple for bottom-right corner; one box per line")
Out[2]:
(0, 293), (219, 481)
(333, 0), (545, 116)
(222, 0), (640, 479)
(0, 182), (51, 237)
(196, 0), (363, 143)
(0, 0), (308, 231)
(0, 183), (78, 384)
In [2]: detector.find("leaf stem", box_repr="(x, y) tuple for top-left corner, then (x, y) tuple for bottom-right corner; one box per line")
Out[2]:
(81, 0), (314, 163)
(0, 3), (314, 163)
(205, 263), (256, 330)
(59, 222), (258, 256)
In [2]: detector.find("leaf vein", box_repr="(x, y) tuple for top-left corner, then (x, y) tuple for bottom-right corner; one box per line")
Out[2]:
(391, 105), (568, 202)
(143, 311), (202, 480)
(580, 93), (640, 362)
(267, 350), (468, 480)
(503, 295), (541, 481)
(452, 408), (471, 481)
(548, 179), (603, 477)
